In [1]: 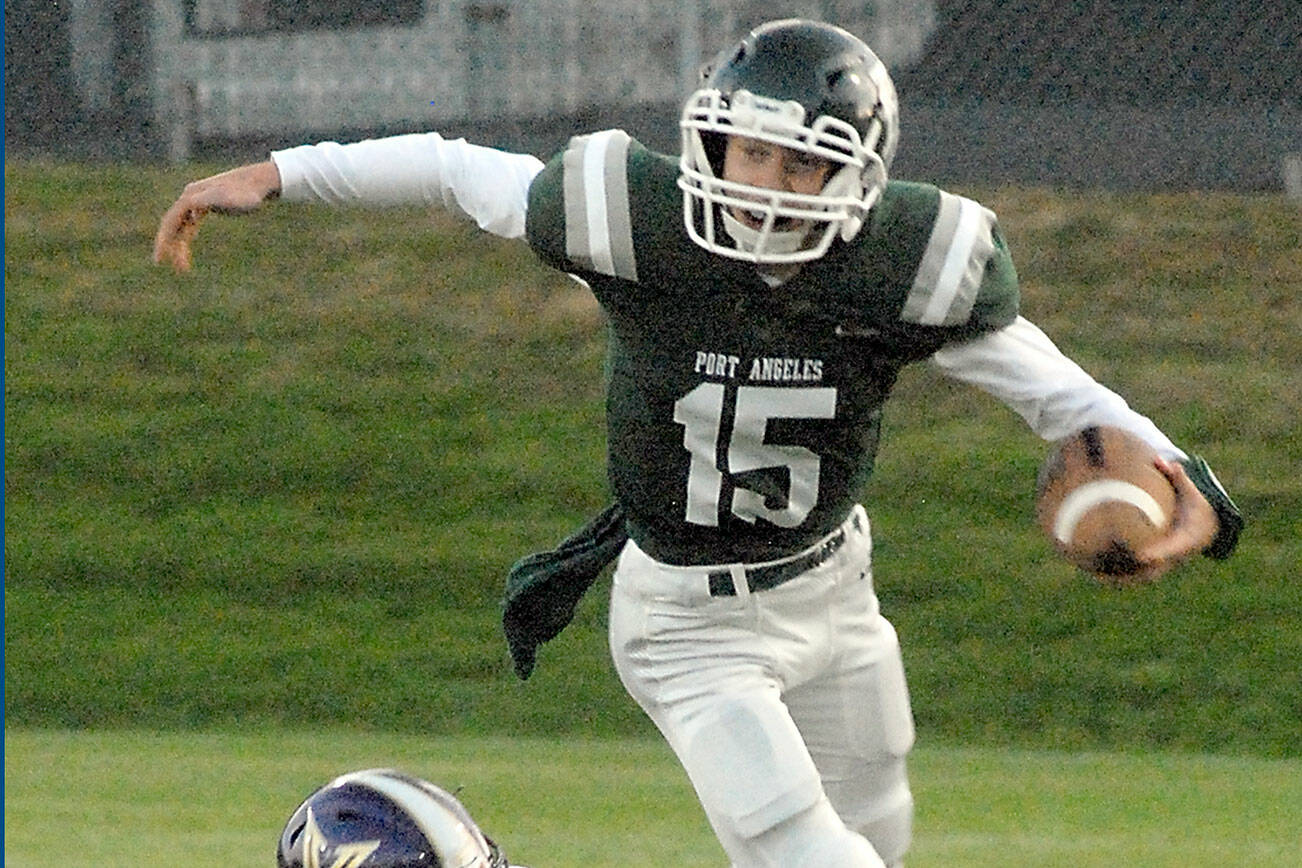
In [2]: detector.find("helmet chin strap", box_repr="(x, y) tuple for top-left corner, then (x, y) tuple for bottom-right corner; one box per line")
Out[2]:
(721, 209), (811, 258)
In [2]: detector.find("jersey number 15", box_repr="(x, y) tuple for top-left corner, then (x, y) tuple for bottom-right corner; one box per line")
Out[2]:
(674, 383), (837, 528)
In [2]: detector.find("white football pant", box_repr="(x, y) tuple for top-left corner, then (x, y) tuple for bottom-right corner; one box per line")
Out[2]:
(609, 505), (915, 867)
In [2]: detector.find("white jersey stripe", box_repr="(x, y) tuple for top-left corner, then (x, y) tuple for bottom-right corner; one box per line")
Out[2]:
(902, 191), (958, 324)
(925, 196), (983, 324)
(603, 135), (638, 281)
(904, 191), (997, 326)
(561, 130), (637, 281)
(562, 139), (589, 266)
(582, 133), (615, 275)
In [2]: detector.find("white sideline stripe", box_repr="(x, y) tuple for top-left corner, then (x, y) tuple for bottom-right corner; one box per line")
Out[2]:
(335, 770), (481, 866)
(1053, 480), (1167, 544)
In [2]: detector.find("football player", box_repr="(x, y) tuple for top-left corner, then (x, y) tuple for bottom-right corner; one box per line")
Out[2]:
(156, 19), (1242, 867)
(277, 768), (513, 868)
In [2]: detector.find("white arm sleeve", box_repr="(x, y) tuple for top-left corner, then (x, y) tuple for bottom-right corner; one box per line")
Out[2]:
(270, 132), (544, 240)
(931, 316), (1187, 460)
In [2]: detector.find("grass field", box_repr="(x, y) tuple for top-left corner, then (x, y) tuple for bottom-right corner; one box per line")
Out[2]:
(7, 729), (1302, 867)
(4, 159), (1301, 865)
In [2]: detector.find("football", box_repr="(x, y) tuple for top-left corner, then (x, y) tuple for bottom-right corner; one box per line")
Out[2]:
(1035, 425), (1177, 579)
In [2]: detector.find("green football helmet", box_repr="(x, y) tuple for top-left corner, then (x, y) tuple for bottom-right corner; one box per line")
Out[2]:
(680, 19), (900, 264)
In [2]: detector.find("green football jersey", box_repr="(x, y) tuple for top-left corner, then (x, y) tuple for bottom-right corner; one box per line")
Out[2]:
(527, 130), (1019, 565)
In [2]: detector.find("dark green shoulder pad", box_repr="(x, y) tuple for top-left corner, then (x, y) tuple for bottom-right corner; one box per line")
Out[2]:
(525, 148), (568, 272)
(525, 129), (651, 284)
(868, 180), (1020, 338)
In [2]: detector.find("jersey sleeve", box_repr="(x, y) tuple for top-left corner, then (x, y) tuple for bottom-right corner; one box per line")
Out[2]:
(525, 129), (641, 282)
(893, 187), (1020, 336)
(271, 132), (543, 239)
(933, 316), (1244, 559)
(931, 315), (1186, 458)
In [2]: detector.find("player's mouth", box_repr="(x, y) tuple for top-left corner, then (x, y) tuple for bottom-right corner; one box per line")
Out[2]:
(733, 207), (802, 232)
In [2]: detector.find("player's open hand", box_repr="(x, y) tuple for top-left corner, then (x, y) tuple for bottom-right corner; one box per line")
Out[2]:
(1128, 457), (1218, 583)
(152, 161), (282, 272)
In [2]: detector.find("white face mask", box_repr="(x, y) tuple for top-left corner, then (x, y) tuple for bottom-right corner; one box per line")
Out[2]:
(720, 207), (811, 257)
(679, 89), (888, 264)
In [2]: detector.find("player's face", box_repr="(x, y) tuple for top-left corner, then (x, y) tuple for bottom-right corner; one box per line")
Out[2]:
(721, 135), (833, 230)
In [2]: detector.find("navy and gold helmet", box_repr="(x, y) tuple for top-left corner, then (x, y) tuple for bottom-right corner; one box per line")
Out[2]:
(680, 19), (900, 263)
(277, 769), (509, 868)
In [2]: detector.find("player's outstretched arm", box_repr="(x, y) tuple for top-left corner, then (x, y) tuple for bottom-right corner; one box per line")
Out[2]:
(153, 160), (282, 272)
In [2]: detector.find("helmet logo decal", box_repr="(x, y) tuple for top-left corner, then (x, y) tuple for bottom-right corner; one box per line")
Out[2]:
(728, 91), (806, 130)
(302, 807), (381, 868)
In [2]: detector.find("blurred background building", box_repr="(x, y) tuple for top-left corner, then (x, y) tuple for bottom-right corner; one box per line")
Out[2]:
(6, 0), (1300, 191)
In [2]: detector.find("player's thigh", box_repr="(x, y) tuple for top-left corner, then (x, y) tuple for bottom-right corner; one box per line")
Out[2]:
(609, 581), (827, 841)
(784, 599), (915, 856)
(789, 582), (915, 758)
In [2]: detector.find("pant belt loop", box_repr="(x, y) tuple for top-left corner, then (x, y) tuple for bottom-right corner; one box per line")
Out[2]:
(728, 563), (750, 601)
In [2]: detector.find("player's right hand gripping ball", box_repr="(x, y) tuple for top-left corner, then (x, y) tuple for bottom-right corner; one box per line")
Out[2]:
(1035, 425), (1176, 580)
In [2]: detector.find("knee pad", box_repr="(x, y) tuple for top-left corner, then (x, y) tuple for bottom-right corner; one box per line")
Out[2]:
(747, 800), (887, 868)
(847, 785), (913, 867)
(778, 827), (884, 868)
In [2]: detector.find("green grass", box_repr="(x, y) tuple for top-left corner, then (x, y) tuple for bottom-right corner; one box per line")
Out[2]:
(5, 160), (1301, 758)
(6, 728), (1302, 867)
